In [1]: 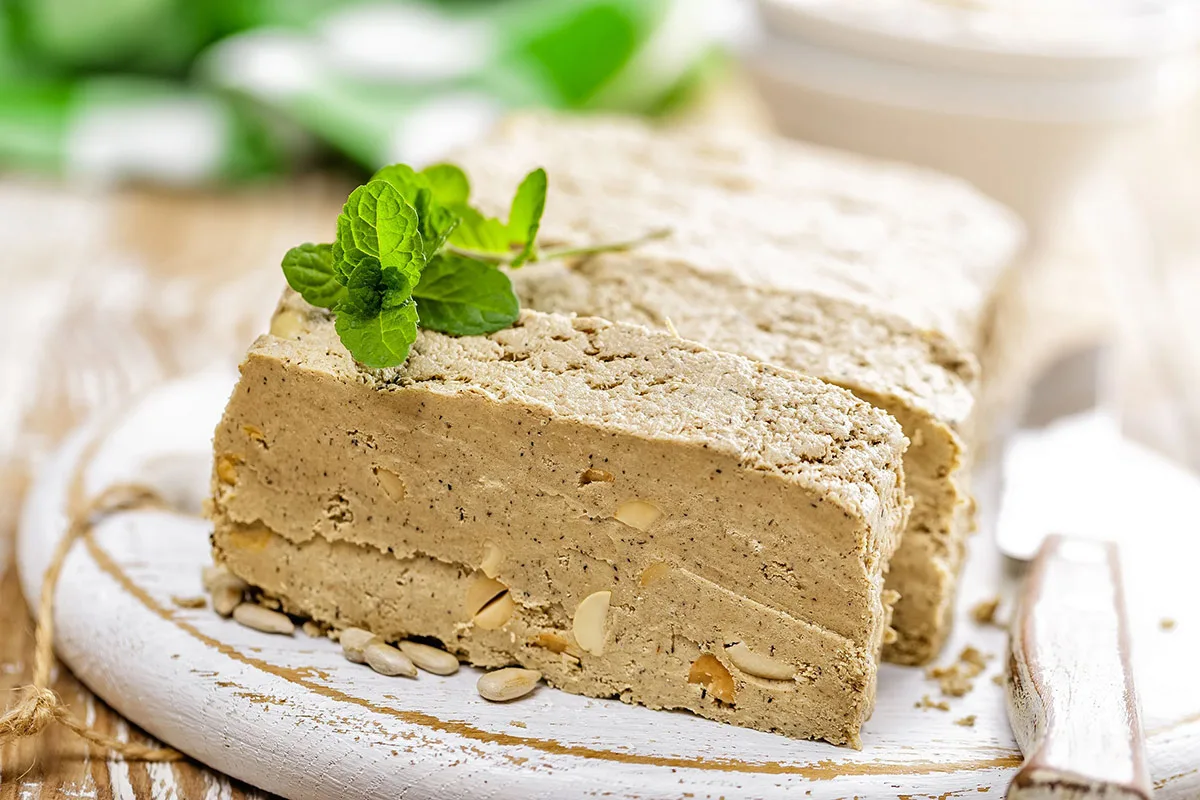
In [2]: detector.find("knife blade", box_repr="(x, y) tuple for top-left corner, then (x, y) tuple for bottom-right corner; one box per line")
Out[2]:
(994, 346), (1153, 800)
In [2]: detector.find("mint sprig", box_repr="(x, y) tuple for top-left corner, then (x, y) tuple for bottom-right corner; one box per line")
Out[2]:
(507, 168), (547, 267)
(280, 243), (344, 309)
(280, 160), (665, 369)
(414, 254), (520, 336)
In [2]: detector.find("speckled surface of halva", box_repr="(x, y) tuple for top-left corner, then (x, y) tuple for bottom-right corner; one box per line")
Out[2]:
(209, 298), (909, 747)
(453, 115), (1024, 663)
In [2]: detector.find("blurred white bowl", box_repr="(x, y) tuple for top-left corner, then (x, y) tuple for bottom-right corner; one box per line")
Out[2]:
(749, 0), (1200, 231)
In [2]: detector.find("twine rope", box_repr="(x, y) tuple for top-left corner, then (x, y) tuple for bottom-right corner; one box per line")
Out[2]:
(0, 483), (183, 760)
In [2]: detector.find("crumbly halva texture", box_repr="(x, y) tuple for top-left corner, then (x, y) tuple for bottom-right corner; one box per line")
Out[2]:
(515, 265), (970, 663)
(209, 295), (909, 746)
(451, 115), (1023, 662)
(458, 114), (1020, 352)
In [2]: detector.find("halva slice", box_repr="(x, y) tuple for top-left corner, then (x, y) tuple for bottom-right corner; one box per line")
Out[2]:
(209, 295), (908, 746)
(452, 115), (1024, 663)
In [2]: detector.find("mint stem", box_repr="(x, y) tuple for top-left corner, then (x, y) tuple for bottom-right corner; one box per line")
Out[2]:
(538, 227), (672, 261)
(447, 227), (671, 267)
(443, 248), (505, 265)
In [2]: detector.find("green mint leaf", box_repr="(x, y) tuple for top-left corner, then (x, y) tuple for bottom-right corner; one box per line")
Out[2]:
(448, 205), (511, 254)
(372, 164), (460, 260)
(344, 180), (426, 287)
(334, 299), (420, 369)
(283, 161), (574, 370)
(421, 163), (470, 206)
(331, 214), (365, 282)
(372, 163), (426, 194)
(507, 168), (547, 267)
(281, 243), (345, 309)
(381, 286), (413, 309)
(339, 258), (384, 318)
(338, 254), (414, 317)
(419, 201), (460, 260)
(413, 253), (520, 336)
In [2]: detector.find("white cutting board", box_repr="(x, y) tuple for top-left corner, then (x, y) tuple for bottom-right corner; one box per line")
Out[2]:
(16, 372), (1200, 799)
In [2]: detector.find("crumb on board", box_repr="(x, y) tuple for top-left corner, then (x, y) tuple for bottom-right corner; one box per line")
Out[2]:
(959, 646), (990, 676)
(955, 715), (977, 728)
(171, 595), (207, 609)
(926, 646), (995, 697)
(992, 674), (1005, 686)
(1160, 617), (1177, 631)
(927, 665), (973, 697)
(970, 597), (1001, 626)
(915, 694), (951, 711)
(510, 720), (528, 729)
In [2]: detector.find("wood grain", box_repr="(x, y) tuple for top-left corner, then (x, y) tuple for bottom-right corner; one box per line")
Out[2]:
(0, 179), (344, 799)
(1006, 536), (1151, 800)
(0, 485), (275, 799)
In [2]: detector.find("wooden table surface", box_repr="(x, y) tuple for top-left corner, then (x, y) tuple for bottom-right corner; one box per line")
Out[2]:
(2, 96), (1198, 797)
(0, 180), (346, 799)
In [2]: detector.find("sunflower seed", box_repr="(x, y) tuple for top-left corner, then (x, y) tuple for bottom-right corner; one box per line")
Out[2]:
(256, 595), (282, 610)
(399, 641), (459, 675)
(212, 584), (243, 617)
(364, 642), (417, 677)
(201, 565), (225, 591)
(232, 603), (295, 635)
(202, 564), (247, 594)
(477, 668), (542, 702)
(340, 627), (380, 663)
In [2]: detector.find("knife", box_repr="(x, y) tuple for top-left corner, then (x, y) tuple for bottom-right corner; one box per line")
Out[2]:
(992, 346), (1153, 800)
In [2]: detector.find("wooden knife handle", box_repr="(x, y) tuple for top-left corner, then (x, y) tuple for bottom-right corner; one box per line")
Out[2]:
(1006, 535), (1152, 800)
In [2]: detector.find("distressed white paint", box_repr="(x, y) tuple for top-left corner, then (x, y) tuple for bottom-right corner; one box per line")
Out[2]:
(16, 374), (1200, 799)
(108, 720), (139, 800)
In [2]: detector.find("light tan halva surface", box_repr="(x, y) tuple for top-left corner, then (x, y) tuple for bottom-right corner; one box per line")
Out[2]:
(455, 116), (1023, 661)
(209, 298), (909, 747)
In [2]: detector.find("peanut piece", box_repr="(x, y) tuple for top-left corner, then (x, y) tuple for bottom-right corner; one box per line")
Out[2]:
(215, 454), (241, 486)
(473, 592), (515, 630)
(688, 654), (736, 704)
(724, 642), (795, 681)
(480, 542), (504, 579)
(374, 467), (407, 502)
(579, 468), (614, 485)
(533, 632), (570, 653)
(269, 308), (306, 339)
(614, 500), (661, 531)
(465, 573), (508, 617)
(638, 562), (670, 586)
(572, 590), (611, 656)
